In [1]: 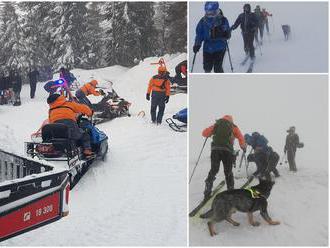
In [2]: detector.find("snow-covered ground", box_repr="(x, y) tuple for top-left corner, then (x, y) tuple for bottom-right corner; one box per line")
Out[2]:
(189, 2), (328, 73)
(1, 54), (187, 246)
(189, 74), (328, 246)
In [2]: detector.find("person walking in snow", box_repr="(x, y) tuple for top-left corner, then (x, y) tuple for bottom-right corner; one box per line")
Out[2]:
(202, 115), (246, 199)
(11, 70), (22, 106)
(253, 5), (264, 45)
(231, 3), (258, 61)
(193, 1), (231, 73)
(28, 67), (40, 99)
(261, 8), (273, 35)
(284, 126), (303, 172)
(146, 66), (171, 124)
(75, 80), (105, 108)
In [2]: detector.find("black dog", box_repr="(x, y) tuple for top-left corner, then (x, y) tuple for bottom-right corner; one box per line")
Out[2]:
(282, 25), (291, 41)
(200, 179), (280, 236)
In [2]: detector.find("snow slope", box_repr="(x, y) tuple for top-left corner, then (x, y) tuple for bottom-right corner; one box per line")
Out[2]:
(1, 53), (187, 246)
(189, 74), (328, 246)
(189, 2), (328, 73)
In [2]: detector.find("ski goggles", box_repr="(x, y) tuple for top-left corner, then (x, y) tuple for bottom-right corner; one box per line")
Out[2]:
(205, 9), (220, 17)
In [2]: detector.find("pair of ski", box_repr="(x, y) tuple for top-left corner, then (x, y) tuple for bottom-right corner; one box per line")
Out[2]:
(189, 176), (255, 217)
(240, 55), (255, 73)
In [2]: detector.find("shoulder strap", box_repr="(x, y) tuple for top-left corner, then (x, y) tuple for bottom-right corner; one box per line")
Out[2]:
(49, 105), (75, 114)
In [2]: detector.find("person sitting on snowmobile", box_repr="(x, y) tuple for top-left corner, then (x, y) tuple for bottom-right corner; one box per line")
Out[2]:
(47, 93), (94, 156)
(202, 115), (246, 198)
(173, 60), (187, 86)
(146, 66), (171, 124)
(59, 67), (77, 89)
(244, 132), (279, 179)
(193, 1), (231, 73)
(75, 80), (105, 108)
(231, 3), (258, 61)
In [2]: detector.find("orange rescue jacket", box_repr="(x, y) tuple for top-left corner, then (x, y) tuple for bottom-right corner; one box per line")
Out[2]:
(80, 80), (100, 96)
(48, 95), (92, 123)
(147, 75), (171, 96)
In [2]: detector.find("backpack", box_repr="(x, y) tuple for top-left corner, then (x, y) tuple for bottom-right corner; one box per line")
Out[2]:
(212, 118), (233, 150)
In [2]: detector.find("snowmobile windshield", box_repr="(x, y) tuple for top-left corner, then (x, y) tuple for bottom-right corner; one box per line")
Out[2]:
(205, 8), (220, 17)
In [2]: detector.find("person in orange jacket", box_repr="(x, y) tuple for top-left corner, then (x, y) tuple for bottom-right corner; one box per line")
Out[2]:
(202, 115), (246, 199)
(75, 79), (105, 108)
(47, 93), (94, 156)
(146, 66), (171, 124)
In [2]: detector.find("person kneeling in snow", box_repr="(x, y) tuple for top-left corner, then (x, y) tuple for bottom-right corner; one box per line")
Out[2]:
(75, 79), (105, 108)
(146, 66), (171, 124)
(47, 93), (94, 156)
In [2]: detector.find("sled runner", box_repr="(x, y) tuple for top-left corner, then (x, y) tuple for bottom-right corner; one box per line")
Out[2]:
(166, 108), (187, 132)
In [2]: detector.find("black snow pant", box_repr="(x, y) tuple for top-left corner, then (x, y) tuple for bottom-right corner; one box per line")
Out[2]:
(75, 89), (92, 109)
(248, 151), (270, 180)
(30, 80), (37, 99)
(55, 119), (91, 150)
(204, 149), (234, 198)
(203, 50), (226, 73)
(242, 32), (255, 59)
(150, 91), (166, 124)
(287, 149), (297, 171)
(268, 151), (280, 177)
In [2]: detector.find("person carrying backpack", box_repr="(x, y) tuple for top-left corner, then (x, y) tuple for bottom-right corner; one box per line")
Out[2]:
(284, 126), (303, 172)
(245, 132), (280, 179)
(193, 1), (231, 73)
(202, 115), (246, 199)
(231, 3), (258, 61)
(146, 66), (171, 124)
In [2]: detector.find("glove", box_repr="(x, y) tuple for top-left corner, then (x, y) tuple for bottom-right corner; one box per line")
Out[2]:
(165, 96), (169, 103)
(146, 93), (150, 101)
(99, 89), (105, 95)
(193, 44), (201, 53)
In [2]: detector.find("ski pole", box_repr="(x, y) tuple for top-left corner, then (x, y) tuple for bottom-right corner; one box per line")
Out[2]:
(189, 137), (208, 184)
(257, 42), (263, 56)
(279, 152), (286, 165)
(226, 41), (234, 72)
(271, 16), (275, 33)
(191, 52), (197, 73)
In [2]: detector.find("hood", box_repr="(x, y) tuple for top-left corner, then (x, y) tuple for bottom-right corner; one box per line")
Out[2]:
(48, 94), (66, 107)
(222, 115), (233, 123)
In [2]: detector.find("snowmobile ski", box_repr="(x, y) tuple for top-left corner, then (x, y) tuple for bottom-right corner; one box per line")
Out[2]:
(189, 180), (226, 217)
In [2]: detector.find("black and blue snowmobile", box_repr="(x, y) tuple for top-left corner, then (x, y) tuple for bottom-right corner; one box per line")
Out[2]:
(26, 116), (108, 188)
(166, 108), (187, 132)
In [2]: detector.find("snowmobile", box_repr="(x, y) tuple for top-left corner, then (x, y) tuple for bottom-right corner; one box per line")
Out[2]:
(92, 90), (131, 125)
(26, 116), (108, 188)
(166, 108), (187, 132)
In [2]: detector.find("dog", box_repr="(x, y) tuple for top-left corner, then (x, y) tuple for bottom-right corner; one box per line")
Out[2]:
(200, 179), (280, 236)
(281, 25), (291, 41)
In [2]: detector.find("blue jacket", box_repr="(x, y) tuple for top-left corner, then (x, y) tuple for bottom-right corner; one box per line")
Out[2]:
(245, 132), (270, 153)
(194, 13), (230, 53)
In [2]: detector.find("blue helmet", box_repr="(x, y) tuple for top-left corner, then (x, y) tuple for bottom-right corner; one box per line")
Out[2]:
(204, 2), (219, 12)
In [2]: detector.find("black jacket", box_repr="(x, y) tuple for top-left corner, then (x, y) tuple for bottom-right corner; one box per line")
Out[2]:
(231, 12), (258, 34)
(285, 133), (300, 152)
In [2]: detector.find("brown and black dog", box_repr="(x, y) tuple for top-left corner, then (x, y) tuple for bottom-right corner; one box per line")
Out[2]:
(200, 179), (280, 236)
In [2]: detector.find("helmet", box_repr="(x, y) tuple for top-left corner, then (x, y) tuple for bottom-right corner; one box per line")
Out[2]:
(158, 66), (167, 74)
(204, 2), (219, 16)
(90, 79), (98, 86)
(244, 134), (252, 145)
(256, 5), (260, 9)
(287, 126), (295, 133)
(243, 3), (251, 13)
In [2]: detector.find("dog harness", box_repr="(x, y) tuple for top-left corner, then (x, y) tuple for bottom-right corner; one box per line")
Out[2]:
(245, 188), (261, 199)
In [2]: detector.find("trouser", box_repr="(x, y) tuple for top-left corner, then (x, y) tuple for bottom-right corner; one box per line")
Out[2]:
(13, 91), (21, 106)
(150, 91), (166, 124)
(265, 19), (270, 33)
(30, 80), (37, 99)
(248, 152), (270, 180)
(55, 119), (91, 149)
(287, 149), (297, 171)
(268, 151), (280, 177)
(76, 89), (92, 108)
(242, 32), (255, 59)
(204, 149), (234, 197)
(203, 50), (226, 73)
(255, 24), (264, 41)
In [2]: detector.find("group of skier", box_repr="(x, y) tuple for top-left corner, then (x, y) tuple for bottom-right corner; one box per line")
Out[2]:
(200, 115), (303, 200)
(193, 2), (273, 73)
